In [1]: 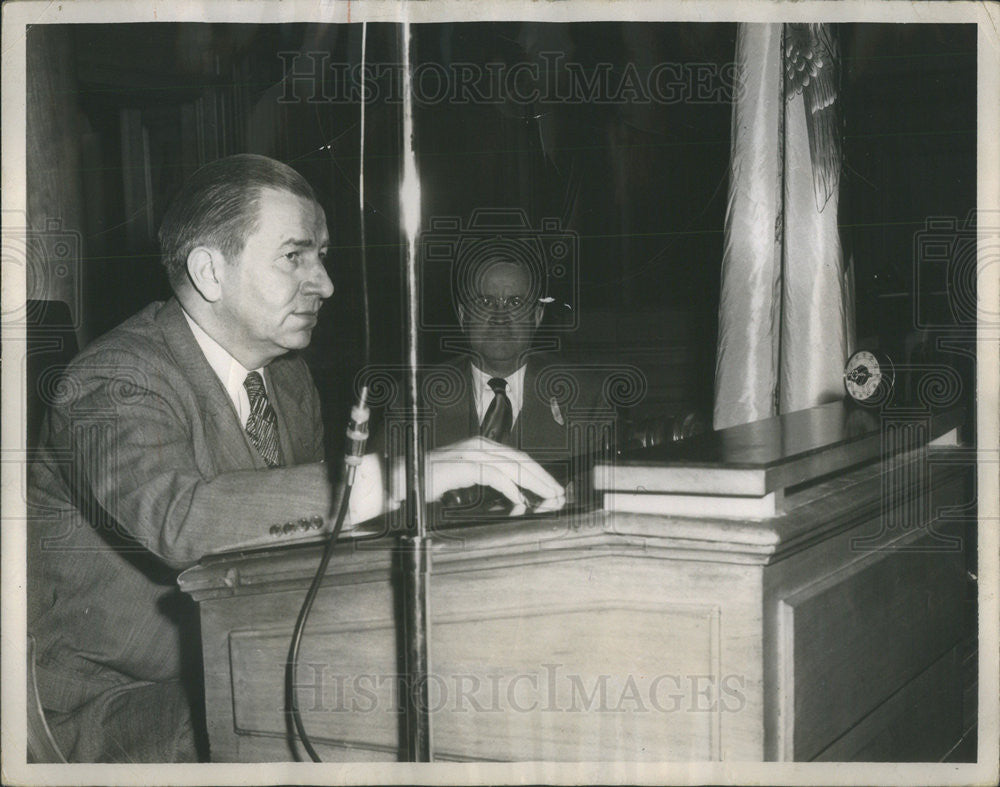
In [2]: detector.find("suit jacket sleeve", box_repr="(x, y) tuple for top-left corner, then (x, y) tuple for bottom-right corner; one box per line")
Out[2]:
(50, 347), (334, 570)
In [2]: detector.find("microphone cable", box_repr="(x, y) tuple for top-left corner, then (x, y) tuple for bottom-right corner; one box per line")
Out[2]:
(285, 20), (373, 763)
(286, 389), (369, 762)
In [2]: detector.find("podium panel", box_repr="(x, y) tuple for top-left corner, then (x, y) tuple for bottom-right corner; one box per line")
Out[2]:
(178, 404), (973, 762)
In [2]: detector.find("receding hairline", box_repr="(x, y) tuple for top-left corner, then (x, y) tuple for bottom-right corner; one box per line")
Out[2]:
(470, 256), (538, 291)
(255, 184), (323, 207)
(214, 185), (327, 251)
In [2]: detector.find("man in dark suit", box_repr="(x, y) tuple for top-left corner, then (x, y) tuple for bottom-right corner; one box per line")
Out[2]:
(26, 155), (564, 762)
(424, 250), (613, 501)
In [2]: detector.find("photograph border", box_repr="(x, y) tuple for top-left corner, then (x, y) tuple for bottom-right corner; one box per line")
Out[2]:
(2, 1), (997, 785)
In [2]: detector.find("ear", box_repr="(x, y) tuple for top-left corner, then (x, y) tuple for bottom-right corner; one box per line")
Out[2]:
(186, 247), (224, 302)
(533, 303), (545, 328)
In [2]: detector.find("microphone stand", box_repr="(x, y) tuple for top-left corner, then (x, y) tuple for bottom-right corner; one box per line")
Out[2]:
(399, 19), (432, 763)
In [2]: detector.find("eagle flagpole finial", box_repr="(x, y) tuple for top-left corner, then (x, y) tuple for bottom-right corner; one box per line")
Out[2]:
(784, 23), (842, 211)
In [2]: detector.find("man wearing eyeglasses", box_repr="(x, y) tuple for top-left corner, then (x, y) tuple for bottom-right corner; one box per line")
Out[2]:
(422, 251), (610, 499)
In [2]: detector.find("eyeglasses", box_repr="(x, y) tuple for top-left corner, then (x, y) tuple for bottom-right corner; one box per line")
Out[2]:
(471, 294), (530, 312)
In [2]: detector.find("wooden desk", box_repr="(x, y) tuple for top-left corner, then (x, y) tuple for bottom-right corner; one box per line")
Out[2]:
(178, 404), (973, 762)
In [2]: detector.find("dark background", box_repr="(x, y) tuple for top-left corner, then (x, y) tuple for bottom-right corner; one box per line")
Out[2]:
(26, 22), (977, 451)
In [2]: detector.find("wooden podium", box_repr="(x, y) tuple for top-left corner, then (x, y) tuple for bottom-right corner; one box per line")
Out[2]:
(178, 402), (973, 762)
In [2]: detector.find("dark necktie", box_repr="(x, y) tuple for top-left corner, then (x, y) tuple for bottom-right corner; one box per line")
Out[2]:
(480, 377), (513, 443)
(243, 371), (284, 467)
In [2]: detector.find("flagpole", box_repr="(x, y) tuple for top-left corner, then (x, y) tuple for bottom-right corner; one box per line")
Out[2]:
(398, 19), (432, 763)
(776, 23), (787, 415)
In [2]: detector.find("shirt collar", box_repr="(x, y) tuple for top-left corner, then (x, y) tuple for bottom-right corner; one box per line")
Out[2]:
(181, 308), (264, 403)
(470, 361), (526, 416)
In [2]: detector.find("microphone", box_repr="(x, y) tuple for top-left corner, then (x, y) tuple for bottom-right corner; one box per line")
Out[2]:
(325, 386), (370, 522)
(343, 386), (370, 486)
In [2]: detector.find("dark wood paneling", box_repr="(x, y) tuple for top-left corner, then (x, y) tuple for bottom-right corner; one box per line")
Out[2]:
(785, 543), (965, 760)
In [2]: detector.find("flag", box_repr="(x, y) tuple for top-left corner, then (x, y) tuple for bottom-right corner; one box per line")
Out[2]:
(713, 23), (784, 429)
(779, 23), (854, 413)
(714, 23), (854, 429)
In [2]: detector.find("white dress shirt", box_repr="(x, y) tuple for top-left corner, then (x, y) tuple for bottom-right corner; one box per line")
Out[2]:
(470, 363), (527, 426)
(182, 309), (262, 428)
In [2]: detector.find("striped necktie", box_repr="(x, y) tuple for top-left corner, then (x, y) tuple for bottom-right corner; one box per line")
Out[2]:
(243, 371), (284, 467)
(480, 377), (513, 442)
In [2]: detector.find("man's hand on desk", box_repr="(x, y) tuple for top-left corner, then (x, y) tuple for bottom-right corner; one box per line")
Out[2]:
(418, 437), (566, 517)
(246, 439), (565, 549)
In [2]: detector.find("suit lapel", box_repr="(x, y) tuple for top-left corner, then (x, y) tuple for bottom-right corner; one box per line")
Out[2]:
(511, 359), (535, 437)
(428, 357), (479, 448)
(155, 298), (264, 471)
(466, 359), (480, 437)
(507, 364), (523, 448)
(517, 356), (570, 453)
(266, 358), (313, 465)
